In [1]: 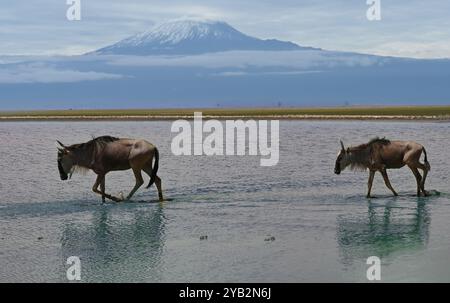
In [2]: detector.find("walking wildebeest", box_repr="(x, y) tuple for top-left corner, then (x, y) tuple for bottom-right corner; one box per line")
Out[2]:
(334, 138), (430, 198)
(57, 136), (163, 202)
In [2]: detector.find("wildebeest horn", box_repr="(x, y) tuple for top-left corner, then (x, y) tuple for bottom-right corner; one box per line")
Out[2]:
(340, 140), (345, 151)
(56, 140), (66, 148)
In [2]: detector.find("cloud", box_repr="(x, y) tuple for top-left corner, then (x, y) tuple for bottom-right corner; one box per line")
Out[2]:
(1, 1), (450, 58)
(105, 50), (385, 69)
(212, 70), (323, 77)
(367, 41), (450, 59)
(0, 62), (124, 83)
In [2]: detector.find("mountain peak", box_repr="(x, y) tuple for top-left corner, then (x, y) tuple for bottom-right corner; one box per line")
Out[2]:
(93, 19), (315, 55)
(128, 19), (244, 45)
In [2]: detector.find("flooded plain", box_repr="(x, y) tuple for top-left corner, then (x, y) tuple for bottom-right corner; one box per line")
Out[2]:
(1, 120), (450, 282)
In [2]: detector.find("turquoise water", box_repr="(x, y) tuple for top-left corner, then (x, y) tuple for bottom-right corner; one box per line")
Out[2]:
(1, 120), (450, 282)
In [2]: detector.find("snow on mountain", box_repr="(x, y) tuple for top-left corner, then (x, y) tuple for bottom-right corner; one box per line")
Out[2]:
(92, 19), (317, 55)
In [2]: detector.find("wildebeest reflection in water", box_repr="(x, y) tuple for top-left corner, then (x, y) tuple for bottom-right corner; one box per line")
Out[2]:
(337, 200), (430, 267)
(60, 205), (166, 282)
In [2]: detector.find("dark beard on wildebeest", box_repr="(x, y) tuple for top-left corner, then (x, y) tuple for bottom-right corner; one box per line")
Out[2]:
(347, 149), (371, 171)
(57, 152), (68, 180)
(347, 138), (391, 171)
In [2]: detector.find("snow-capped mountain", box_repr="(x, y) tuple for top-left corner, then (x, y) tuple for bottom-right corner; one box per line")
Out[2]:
(3, 19), (450, 109)
(93, 19), (316, 55)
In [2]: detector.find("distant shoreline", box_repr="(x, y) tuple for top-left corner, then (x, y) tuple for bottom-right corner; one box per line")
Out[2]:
(2, 107), (450, 121)
(2, 115), (450, 122)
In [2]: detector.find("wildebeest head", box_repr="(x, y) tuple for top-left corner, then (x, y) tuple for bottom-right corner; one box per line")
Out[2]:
(334, 140), (349, 175)
(57, 140), (74, 181)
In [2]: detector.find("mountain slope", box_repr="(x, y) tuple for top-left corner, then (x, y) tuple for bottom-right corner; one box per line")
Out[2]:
(93, 20), (317, 55)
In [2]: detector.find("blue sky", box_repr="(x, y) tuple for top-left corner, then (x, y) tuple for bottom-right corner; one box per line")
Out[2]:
(1, 0), (450, 58)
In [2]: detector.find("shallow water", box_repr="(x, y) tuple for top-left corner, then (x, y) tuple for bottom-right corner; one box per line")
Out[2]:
(1, 120), (450, 282)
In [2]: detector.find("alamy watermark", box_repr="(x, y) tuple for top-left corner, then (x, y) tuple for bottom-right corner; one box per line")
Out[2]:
(366, 0), (381, 21)
(66, 256), (81, 281)
(66, 0), (81, 21)
(171, 112), (279, 166)
(65, 1), (380, 23)
(366, 256), (381, 281)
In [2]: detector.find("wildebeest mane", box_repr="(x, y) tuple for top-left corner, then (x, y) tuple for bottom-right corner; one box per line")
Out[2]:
(347, 137), (391, 171)
(66, 136), (120, 169)
(69, 135), (119, 151)
(350, 137), (390, 151)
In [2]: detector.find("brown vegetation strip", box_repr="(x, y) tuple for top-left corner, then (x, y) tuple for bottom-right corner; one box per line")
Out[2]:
(1, 114), (450, 121)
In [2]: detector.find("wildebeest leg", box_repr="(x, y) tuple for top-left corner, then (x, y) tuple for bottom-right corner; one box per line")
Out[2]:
(126, 168), (144, 201)
(143, 167), (164, 201)
(367, 170), (375, 198)
(100, 177), (106, 203)
(92, 174), (121, 202)
(155, 176), (164, 201)
(92, 174), (103, 198)
(416, 163), (430, 196)
(380, 169), (398, 196)
(409, 166), (422, 196)
(404, 148), (430, 196)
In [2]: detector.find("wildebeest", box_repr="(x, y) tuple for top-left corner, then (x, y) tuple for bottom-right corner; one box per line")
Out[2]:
(334, 138), (430, 197)
(57, 136), (163, 202)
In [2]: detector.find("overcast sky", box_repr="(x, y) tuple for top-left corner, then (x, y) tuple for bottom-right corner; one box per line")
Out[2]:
(1, 0), (450, 58)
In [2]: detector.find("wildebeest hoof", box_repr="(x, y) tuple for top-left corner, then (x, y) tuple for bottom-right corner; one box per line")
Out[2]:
(111, 196), (123, 202)
(264, 235), (275, 242)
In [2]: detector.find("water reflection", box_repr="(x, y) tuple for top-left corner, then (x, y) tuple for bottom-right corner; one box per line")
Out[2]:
(2, 121), (450, 282)
(337, 199), (430, 266)
(60, 204), (167, 282)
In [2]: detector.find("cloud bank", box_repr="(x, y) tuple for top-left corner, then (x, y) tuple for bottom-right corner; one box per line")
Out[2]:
(1, 0), (450, 58)
(0, 62), (124, 84)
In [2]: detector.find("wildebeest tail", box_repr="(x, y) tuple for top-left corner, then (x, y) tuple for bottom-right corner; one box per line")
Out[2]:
(423, 147), (431, 171)
(146, 147), (159, 188)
